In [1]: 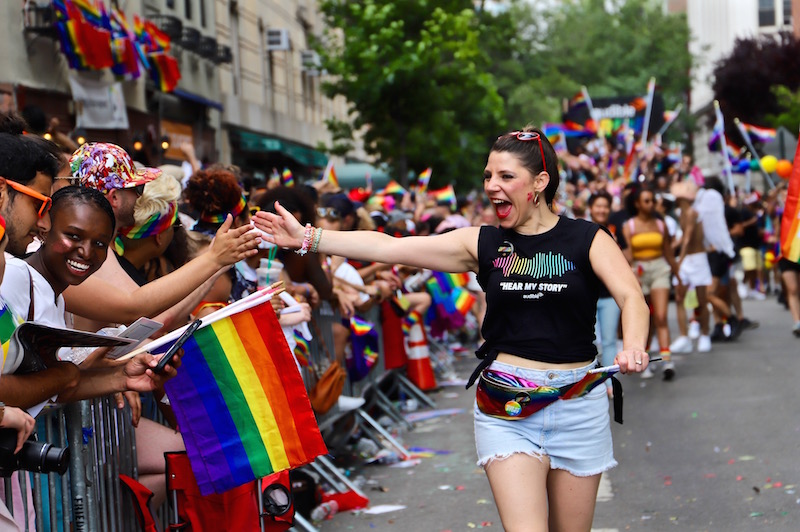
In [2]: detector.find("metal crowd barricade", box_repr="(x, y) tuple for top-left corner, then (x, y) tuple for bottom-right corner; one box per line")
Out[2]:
(3, 396), (139, 532)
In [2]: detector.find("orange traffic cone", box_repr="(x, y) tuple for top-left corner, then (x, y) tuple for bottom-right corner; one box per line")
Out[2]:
(404, 311), (437, 390)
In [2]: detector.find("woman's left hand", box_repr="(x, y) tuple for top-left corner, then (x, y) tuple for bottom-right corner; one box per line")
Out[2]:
(615, 348), (649, 374)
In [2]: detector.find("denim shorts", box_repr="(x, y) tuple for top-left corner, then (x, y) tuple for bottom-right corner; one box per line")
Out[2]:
(474, 360), (617, 477)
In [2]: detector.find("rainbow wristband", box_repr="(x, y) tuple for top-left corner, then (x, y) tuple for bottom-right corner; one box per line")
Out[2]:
(295, 223), (313, 255)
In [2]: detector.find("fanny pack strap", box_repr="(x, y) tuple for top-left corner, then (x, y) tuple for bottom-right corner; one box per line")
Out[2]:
(466, 342), (499, 389)
(611, 376), (623, 424)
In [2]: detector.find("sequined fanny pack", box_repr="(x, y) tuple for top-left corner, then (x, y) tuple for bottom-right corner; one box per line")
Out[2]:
(475, 367), (623, 423)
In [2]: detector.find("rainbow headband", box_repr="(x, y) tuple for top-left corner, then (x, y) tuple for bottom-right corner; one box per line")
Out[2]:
(200, 195), (247, 224)
(115, 202), (178, 254)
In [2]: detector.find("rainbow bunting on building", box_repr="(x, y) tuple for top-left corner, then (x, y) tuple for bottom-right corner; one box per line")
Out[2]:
(281, 168), (294, 187)
(417, 168), (432, 195)
(430, 185), (457, 211)
(740, 122), (777, 144)
(292, 329), (310, 367)
(779, 137), (800, 264)
(163, 302), (327, 495)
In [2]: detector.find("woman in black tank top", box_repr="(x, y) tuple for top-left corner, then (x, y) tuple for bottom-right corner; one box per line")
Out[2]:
(253, 128), (649, 532)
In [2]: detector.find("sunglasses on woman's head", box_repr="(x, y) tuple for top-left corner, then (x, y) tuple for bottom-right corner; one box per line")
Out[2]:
(316, 207), (340, 220)
(4, 178), (52, 218)
(506, 131), (547, 175)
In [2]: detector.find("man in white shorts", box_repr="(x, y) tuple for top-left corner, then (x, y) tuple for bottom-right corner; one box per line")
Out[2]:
(669, 181), (714, 353)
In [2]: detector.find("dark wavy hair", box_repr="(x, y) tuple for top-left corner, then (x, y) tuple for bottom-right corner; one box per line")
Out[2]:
(588, 190), (613, 208)
(50, 185), (115, 234)
(491, 126), (560, 206)
(624, 185), (654, 217)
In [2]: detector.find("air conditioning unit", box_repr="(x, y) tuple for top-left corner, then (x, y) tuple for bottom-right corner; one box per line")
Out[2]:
(266, 29), (290, 51)
(301, 50), (320, 73)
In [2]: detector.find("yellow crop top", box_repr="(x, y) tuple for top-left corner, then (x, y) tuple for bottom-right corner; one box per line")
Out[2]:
(628, 218), (664, 261)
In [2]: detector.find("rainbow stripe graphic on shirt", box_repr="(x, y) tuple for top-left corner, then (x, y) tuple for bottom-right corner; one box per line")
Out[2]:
(492, 252), (575, 278)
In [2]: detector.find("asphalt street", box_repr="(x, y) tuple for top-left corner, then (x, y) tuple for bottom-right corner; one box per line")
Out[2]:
(319, 295), (800, 531)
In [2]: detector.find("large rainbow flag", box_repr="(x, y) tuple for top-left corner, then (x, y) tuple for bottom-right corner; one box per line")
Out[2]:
(163, 301), (327, 495)
(779, 138), (800, 264)
(0, 299), (22, 371)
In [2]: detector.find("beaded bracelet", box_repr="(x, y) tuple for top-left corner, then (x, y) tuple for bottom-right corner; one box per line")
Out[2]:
(295, 223), (313, 255)
(310, 227), (323, 253)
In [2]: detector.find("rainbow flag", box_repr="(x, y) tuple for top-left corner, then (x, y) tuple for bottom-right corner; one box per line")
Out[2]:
(350, 316), (374, 336)
(292, 329), (310, 367)
(281, 168), (294, 187)
(740, 122), (777, 144)
(379, 180), (406, 196)
(451, 287), (476, 316)
(780, 137), (800, 264)
(163, 302), (327, 495)
(417, 168), (432, 195)
(430, 185), (457, 211)
(322, 161), (338, 188)
(560, 368), (617, 400)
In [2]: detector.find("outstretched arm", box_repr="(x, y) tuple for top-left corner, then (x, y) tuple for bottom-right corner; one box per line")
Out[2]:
(65, 216), (259, 324)
(253, 203), (480, 274)
(590, 230), (650, 374)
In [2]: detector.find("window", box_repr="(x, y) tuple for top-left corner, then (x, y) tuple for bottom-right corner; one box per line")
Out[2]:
(199, 0), (206, 28)
(783, 0), (792, 25)
(759, 0), (776, 26)
(185, 0), (192, 20)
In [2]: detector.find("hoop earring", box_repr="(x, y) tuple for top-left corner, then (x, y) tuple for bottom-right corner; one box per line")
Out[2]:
(534, 192), (540, 206)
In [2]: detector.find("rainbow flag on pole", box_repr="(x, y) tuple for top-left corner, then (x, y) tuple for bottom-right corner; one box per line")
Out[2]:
(417, 168), (432, 195)
(740, 122), (777, 144)
(378, 180), (406, 196)
(780, 136), (800, 264)
(322, 161), (339, 188)
(430, 185), (457, 211)
(163, 301), (327, 495)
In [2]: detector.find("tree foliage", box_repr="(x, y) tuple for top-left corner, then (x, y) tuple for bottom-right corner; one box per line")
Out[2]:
(713, 32), (800, 133)
(317, 0), (505, 188)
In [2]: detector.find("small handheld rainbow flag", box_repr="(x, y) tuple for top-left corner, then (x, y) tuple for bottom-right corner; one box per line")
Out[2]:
(379, 180), (406, 196)
(740, 122), (777, 144)
(429, 185), (457, 211)
(281, 168), (294, 187)
(451, 287), (476, 316)
(417, 167), (432, 195)
(163, 300), (327, 495)
(292, 329), (310, 367)
(322, 161), (339, 188)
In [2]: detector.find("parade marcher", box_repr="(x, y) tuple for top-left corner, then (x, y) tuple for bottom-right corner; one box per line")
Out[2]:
(254, 127), (650, 532)
(669, 180), (716, 353)
(622, 186), (681, 380)
(588, 191), (620, 396)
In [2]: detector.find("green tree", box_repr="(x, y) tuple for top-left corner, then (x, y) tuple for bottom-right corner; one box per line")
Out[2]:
(481, 0), (692, 137)
(317, 0), (504, 189)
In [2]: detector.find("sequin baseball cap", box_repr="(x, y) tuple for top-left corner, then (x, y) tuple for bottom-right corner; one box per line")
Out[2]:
(69, 142), (161, 192)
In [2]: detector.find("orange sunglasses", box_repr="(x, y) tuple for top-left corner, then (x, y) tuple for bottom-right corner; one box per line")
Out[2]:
(4, 179), (52, 218)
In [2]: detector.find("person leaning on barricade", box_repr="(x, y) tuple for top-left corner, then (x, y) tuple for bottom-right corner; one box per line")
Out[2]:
(254, 126), (650, 532)
(61, 143), (260, 334)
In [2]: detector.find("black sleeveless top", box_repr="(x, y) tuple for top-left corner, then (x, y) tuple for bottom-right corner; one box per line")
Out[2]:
(476, 217), (603, 366)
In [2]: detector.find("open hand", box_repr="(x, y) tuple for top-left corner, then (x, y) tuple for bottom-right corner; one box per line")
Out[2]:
(208, 215), (260, 266)
(252, 202), (305, 250)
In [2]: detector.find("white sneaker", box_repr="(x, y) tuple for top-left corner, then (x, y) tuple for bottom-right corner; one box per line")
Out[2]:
(749, 289), (766, 301)
(662, 361), (676, 381)
(688, 320), (701, 340)
(697, 335), (712, 352)
(337, 396), (366, 412)
(640, 366), (655, 379)
(722, 323), (732, 338)
(669, 335), (693, 353)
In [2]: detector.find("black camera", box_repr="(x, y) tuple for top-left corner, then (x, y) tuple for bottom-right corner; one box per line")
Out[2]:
(0, 428), (70, 477)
